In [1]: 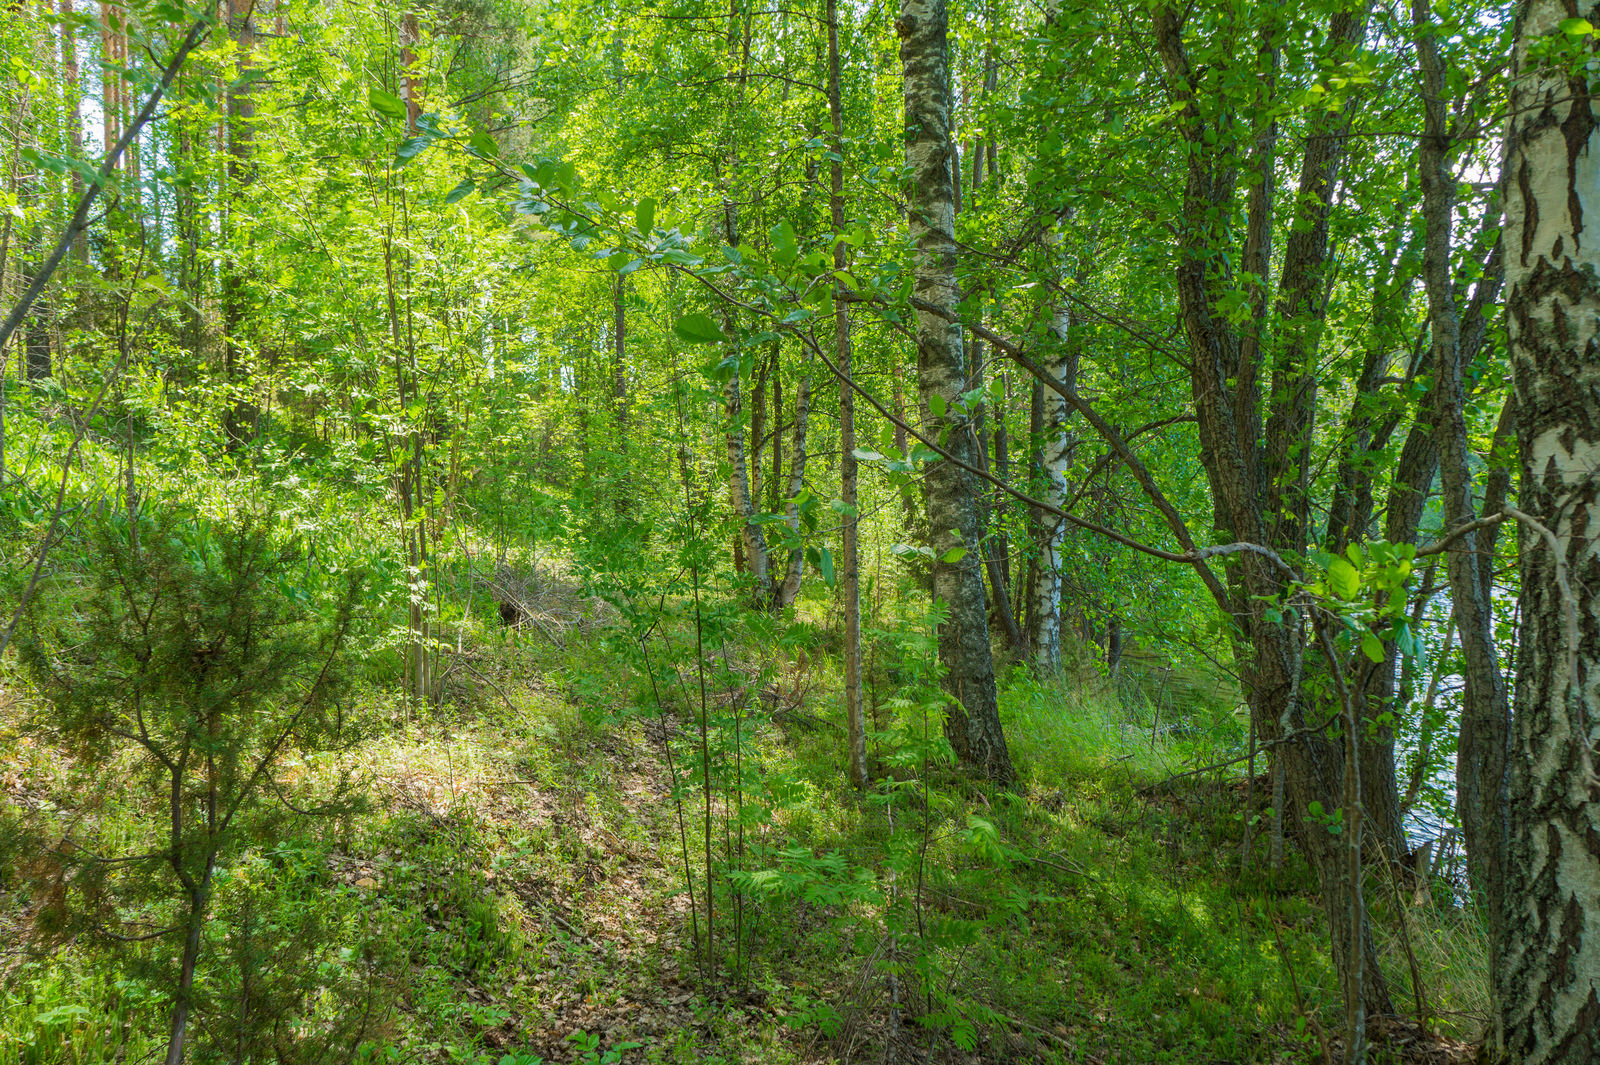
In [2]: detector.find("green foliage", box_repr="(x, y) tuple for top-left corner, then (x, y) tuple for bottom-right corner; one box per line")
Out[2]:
(10, 507), (372, 1060)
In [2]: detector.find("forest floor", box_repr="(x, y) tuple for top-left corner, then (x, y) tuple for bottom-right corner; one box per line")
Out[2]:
(322, 622), (1487, 1065)
(1, 611), (1490, 1065)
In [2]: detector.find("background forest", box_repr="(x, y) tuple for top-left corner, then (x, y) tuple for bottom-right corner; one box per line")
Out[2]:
(0, 0), (1589, 1061)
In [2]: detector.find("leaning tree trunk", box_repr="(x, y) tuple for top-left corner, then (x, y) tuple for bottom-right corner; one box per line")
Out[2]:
(899, 0), (1014, 783)
(1499, 2), (1600, 1060)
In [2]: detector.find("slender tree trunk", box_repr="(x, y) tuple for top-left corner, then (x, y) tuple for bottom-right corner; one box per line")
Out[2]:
(99, 2), (117, 164)
(221, 0), (256, 450)
(776, 356), (811, 609)
(725, 369), (768, 595)
(751, 341), (766, 512)
(899, 0), (1013, 783)
(58, 0), (85, 260)
(1024, 379), (1043, 648)
(613, 274), (628, 433)
(1414, 0), (1510, 912)
(1029, 229), (1076, 672)
(893, 360), (912, 527)
(163, 870), (213, 1065)
(401, 9), (422, 129)
(770, 345), (783, 515)
(612, 274), (630, 517)
(17, 63), (49, 382)
(1499, 3), (1600, 1059)
(721, 199), (770, 600)
(828, 0), (866, 788)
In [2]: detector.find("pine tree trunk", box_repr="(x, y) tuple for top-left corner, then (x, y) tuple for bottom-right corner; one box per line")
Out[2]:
(1499, 2), (1600, 1059)
(899, 0), (1013, 783)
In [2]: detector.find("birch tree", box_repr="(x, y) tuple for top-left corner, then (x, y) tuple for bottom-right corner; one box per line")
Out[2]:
(1499, 3), (1600, 1060)
(899, 0), (1014, 783)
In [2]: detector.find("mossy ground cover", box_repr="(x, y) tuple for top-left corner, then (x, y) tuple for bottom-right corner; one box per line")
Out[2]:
(2, 600), (1485, 1065)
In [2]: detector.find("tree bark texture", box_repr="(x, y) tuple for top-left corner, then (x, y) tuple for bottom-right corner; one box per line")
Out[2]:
(828, 0), (866, 787)
(776, 356), (811, 609)
(720, 199), (771, 601)
(1152, 2), (1392, 1019)
(1414, 0), (1512, 913)
(1029, 228), (1076, 673)
(222, 0), (257, 450)
(1500, 2), (1600, 1059)
(899, 0), (1014, 783)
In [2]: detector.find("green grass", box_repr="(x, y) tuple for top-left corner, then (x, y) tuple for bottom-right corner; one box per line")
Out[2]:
(1, 604), (1488, 1064)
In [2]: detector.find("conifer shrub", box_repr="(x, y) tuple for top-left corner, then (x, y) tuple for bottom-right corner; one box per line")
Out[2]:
(12, 507), (383, 1063)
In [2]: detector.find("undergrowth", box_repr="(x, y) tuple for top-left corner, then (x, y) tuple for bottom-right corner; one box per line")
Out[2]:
(1, 570), (1488, 1065)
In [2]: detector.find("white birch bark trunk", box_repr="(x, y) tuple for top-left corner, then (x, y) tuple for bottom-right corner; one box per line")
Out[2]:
(1029, 226), (1073, 673)
(828, 0), (866, 787)
(1500, 2), (1600, 1060)
(899, 0), (1013, 782)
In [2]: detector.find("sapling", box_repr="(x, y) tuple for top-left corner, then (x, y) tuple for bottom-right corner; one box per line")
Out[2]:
(17, 507), (365, 1064)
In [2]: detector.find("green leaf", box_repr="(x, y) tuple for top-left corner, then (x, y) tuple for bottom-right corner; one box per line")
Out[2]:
(369, 88), (407, 121)
(1327, 556), (1361, 600)
(770, 221), (799, 266)
(927, 393), (947, 418)
(673, 313), (725, 344)
(1560, 17), (1594, 34)
(852, 449), (885, 461)
(940, 546), (968, 564)
(635, 196), (656, 236)
(1309, 800), (1324, 818)
(443, 177), (476, 204)
(467, 131), (499, 158)
(608, 251), (633, 273)
(394, 136), (431, 167)
(1360, 632), (1384, 663)
(818, 547), (835, 588)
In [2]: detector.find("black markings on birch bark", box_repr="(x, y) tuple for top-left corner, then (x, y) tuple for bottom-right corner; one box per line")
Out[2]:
(1500, 3), (1600, 1061)
(901, 0), (1013, 782)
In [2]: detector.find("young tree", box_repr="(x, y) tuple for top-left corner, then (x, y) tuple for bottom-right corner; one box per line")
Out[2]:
(19, 511), (363, 1065)
(828, 0), (866, 788)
